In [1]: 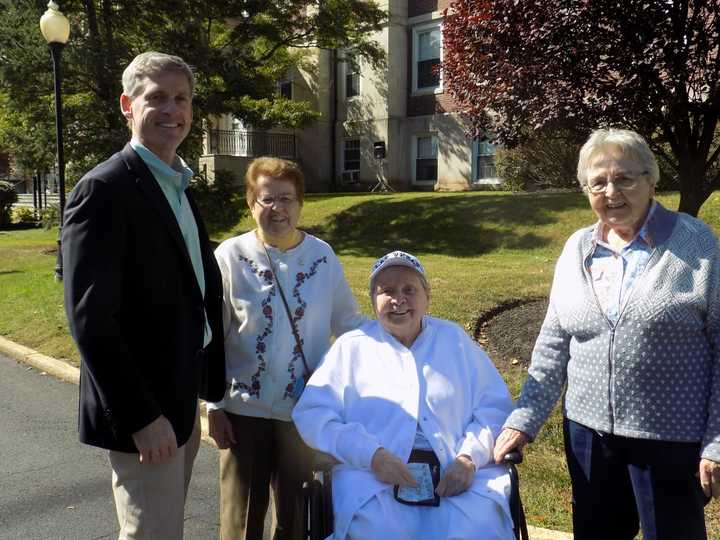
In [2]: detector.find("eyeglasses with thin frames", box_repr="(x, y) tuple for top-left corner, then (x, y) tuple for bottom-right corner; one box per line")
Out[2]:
(586, 172), (648, 194)
(254, 195), (298, 208)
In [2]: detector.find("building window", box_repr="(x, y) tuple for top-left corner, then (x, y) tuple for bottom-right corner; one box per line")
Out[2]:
(413, 134), (438, 184)
(343, 139), (360, 172)
(278, 80), (292, 100)
(345, 55), (360, 98)
(472, 139), (499, 183)
(412, 22), (442, 93)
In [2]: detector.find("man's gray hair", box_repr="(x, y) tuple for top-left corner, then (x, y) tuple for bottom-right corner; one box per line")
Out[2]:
(121, 51), (195, 97)
(576, 128), (659, 190)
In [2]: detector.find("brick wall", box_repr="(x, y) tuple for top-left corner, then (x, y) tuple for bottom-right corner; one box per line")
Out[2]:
(408, 0), (452, 17)
(409, 0), (437, 17)
(406, 1), (460, 116)
(407, 92), (460, 116)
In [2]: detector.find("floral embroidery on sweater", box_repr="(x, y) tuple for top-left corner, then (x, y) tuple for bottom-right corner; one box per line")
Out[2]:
(283, 256), (328, 398)
(232, 255), (275, 397)
(230, 254), (329, 399)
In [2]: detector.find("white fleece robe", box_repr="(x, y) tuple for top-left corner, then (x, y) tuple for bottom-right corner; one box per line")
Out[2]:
(292, 317), (515, 539)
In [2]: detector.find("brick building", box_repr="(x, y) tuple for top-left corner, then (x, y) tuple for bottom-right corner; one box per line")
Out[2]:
(201, 0), (500, 192)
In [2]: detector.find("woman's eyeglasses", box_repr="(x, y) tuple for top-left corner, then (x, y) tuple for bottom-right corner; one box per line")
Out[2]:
(255, 195), (298, 208)
(586, 173), (648, 194)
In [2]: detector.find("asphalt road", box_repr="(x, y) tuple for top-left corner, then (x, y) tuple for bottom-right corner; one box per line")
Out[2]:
(0, 352), (243, 540)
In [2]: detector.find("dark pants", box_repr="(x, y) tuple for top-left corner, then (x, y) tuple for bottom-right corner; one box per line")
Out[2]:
(563, 418), (708, 540)
(219, 413), (314, 540)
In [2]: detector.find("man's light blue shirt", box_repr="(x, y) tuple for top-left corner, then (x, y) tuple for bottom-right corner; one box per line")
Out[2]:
(588, 201), (657, 323)
(130, 139), (211, 347)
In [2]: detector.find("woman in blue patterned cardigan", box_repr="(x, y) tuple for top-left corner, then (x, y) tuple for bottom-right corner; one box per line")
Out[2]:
(494, 128), (720, 540)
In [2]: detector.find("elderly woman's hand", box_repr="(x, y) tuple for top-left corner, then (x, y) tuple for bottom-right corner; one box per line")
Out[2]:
(699, 458), (720, 499)
(208, 409), (237, 449)
(493, 428), (530, 464)
(436, 455), (475, 497)
(370, 447), (418, 487)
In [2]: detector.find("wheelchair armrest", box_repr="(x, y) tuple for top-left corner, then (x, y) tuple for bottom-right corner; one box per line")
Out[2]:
(502, 451), (523, 465)
(313, 451), (340, 471)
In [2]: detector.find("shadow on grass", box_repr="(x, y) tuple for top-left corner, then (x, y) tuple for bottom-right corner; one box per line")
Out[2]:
(0, 270), (22, 276)
(0, 223), (41, 231)
(303, 192), (588, 257)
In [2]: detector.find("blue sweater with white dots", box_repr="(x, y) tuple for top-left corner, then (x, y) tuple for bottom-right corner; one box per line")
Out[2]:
(505, 202), (720, 461)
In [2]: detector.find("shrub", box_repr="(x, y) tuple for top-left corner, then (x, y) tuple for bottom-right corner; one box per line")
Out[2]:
(496, 129), (681, 193)
(655, 152), (680, 192)
(11, 206), (38, 225)
(189, 169), (247, 234)
(495, 131), (584, 192)
(0, 180), (18, 227)
(40, 204), (60, 230)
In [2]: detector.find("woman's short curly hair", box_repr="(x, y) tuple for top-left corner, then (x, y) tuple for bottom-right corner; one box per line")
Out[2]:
(245, 156), (305, 207)
(577, 128), (659, 191)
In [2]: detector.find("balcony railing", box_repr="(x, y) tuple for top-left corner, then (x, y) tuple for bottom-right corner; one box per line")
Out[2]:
(206, 129), (296, 159)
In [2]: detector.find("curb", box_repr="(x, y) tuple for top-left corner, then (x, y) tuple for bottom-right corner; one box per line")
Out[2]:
(0, 335), (216, 447)
(0, 335), (572, 540)
(0, 336), (79, 385)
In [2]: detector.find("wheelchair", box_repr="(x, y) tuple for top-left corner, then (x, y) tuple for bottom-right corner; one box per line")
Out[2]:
(303, 452), (529, 540)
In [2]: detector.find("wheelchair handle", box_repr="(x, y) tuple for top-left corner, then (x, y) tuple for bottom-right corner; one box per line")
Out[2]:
(503, 451), (524, 465)
(313, 451), (340, 471)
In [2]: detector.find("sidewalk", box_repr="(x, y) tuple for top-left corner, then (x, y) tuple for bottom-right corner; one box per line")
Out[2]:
(0, 335), (573, 540)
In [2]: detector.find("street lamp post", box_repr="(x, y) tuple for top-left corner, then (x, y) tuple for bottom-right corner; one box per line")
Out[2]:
(40, 1), (70, 280)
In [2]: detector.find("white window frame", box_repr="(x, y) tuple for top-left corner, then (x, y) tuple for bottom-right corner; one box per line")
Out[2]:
(342, 138), (361, 173)
(411, 20), (443, 95)
(471, 139), (502, 185)
(341, 50), (361, 100)
(411, 133), (439, 186)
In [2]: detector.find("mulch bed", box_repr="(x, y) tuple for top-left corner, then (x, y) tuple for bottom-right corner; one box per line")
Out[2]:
(475, 297), (549, 370)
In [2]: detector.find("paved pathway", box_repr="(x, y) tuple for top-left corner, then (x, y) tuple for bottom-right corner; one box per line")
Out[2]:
(0, 352), (220, 540)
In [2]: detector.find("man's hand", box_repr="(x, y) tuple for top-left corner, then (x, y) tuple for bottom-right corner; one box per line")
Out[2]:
(436, 455), (475, 497)
(370, 448), (417, 487)
(493, 428), (530, 464)
(208, 409), (237, 449)
(131, 415), (177, 465)
(699, 458), (720, 499)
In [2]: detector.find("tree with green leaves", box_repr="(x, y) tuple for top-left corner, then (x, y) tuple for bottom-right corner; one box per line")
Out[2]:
(0, 0), (385, 183)
(443, 0), (720, 216)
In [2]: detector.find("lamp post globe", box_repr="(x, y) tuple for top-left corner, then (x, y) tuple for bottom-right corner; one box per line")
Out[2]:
(40, 1), (70, 44)
(40, 1), (69, 280)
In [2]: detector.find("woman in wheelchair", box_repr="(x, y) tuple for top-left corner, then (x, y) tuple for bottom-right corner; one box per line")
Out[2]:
(293, 251), (516, 539)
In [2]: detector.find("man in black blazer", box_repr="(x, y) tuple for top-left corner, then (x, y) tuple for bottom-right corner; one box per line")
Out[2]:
(62, 51), (225, 539)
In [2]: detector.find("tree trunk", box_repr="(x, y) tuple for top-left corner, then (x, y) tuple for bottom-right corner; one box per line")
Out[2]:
(677, 170), (709, 217)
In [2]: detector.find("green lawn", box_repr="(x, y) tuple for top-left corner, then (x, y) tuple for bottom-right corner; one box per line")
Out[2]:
(1, 190), (719, 536)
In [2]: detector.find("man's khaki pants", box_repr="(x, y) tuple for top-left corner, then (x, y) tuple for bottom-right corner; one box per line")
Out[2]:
(108, 411), (201, 540)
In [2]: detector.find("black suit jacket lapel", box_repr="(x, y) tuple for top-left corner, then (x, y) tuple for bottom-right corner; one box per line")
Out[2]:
(120, 144), (203, 303)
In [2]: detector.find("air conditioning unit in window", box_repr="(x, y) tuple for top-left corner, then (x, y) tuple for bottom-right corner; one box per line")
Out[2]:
(342, 171), (360, 184)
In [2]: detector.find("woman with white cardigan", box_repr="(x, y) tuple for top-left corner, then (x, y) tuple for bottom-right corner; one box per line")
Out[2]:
(207, 157), (366, 540)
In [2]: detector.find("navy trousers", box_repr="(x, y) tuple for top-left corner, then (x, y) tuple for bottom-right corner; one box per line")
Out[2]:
(563, 418), (708, 540)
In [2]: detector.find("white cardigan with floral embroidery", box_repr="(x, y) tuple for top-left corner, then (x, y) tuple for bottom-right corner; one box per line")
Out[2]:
(207, 231), (367, 421)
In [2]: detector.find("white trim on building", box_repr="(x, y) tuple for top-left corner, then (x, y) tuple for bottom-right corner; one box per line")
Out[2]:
(471, 139), (502, 186)
(340, 50), (361, 100)
(411, 19), (443, 95)
(411, 133), (438, 186)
